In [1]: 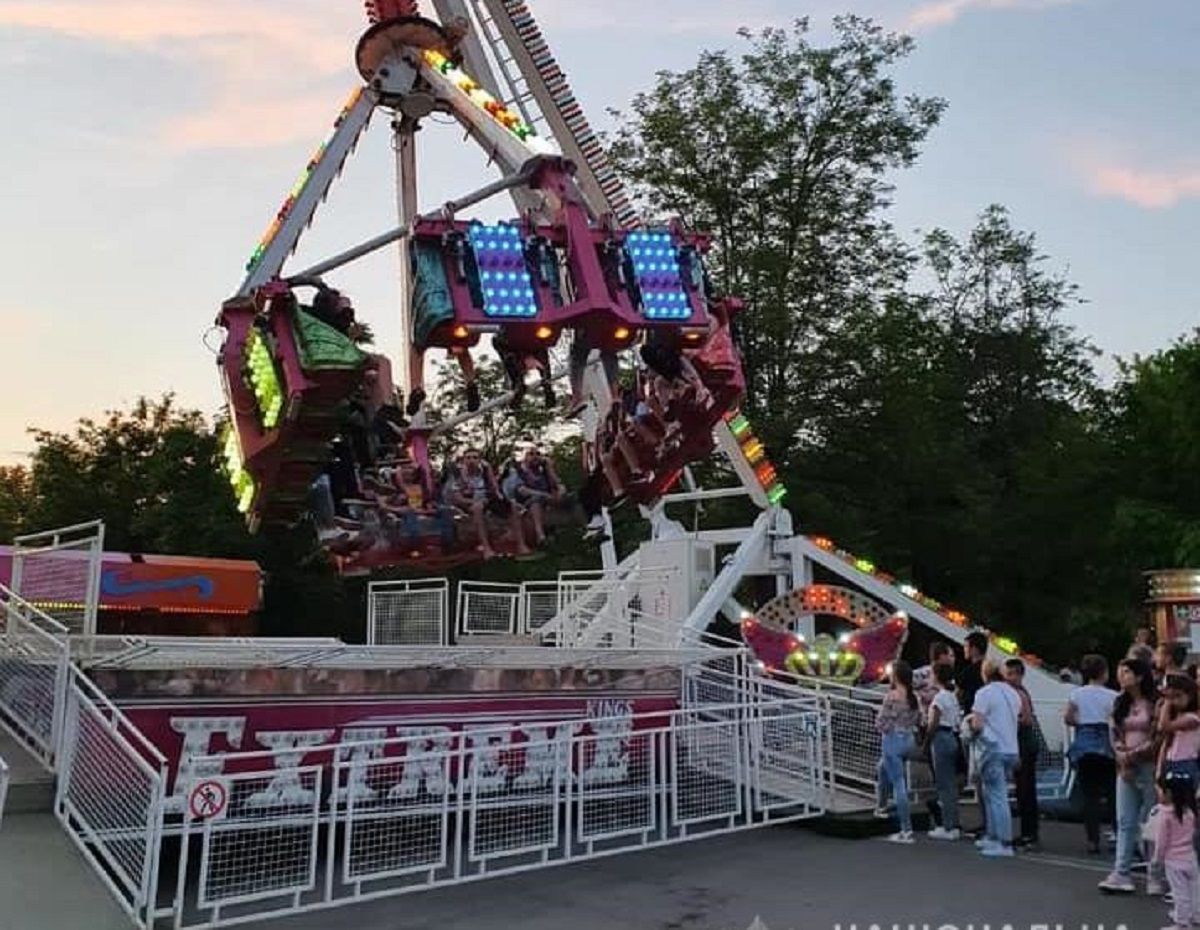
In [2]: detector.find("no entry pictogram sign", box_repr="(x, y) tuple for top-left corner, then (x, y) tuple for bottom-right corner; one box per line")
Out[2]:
(188, 778), (228, 821)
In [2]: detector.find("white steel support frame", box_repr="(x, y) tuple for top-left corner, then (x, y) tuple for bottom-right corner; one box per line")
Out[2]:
(237, 89), (378, 296)
(790, 535), (1071, 708)
(11, 519), (105, 637)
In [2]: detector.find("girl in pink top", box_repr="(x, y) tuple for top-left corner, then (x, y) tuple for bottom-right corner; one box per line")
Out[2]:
(1159, 674), (1200, 783)
(1100, 657), (1162, 895)
(1153, 772), (1199, 930)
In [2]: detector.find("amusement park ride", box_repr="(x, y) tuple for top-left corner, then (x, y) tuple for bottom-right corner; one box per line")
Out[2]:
(213, 0), (1067, 692)
(0, 4), (1083, 927)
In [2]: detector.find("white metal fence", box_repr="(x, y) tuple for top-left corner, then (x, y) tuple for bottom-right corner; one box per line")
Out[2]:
(168, 698), (828, 928)
(11, 520), (105, 636)
(0, 584), (70, 769)
(55, 666), (168, 929)
(0, 752), (8, 829)
(456, 581), (521, 636)
(366, 579), (449, 645)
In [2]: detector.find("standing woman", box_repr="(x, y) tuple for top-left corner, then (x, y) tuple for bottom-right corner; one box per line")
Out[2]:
(927, 663), (962, 840)
(1066, 654), (1117, 855)
(875, 660), (922, 844)
(1099, 657), (1161, 894)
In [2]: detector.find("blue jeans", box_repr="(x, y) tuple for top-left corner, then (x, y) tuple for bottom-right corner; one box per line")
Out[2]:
(877, 730), (915, 832)
(1115, 760), (1159, 878)
(931, 729), (960, 831)
(978, 743), (1018, 845)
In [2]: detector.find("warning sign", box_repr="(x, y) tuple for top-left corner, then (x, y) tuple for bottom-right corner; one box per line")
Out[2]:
(187, 778), (228, 821)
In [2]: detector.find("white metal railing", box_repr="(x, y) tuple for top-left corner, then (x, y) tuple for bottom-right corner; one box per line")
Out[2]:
(366, 578), (449, 645)
(54, 665), (168, 929)
(456, 581), (521, 636)
(0, 584), (70, 769)
(537, 568), (679, 649)
(11, 520), (105, 636)
(519, 580), (561, 635)
(169, 698), (828, 928)
(0, 752), (8, 829)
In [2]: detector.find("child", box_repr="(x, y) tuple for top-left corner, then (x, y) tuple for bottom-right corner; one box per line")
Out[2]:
(1153, 772), (1199, 929)
(1158, 674), (1200, 783)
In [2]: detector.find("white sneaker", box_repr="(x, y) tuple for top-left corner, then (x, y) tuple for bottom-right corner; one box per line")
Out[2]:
(928, 827), (960, 841)
(974, 837), (991, 849)
(872, 808), (890, 820)
(885, 830), (915, 844)
(980, 843), (1014, 858)
(1146, 878), (1166, 896)
(1097, 872), (1135, 894)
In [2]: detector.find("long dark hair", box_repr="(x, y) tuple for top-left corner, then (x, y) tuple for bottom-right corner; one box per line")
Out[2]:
(1167, 673), (1199, 714)
(892, 660), (917, 711)
(1162, 773), (1198, 823)
(1113, 658), (1157, 729)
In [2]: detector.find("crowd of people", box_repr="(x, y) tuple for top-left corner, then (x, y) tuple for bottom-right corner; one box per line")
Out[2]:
(313, 440), (572, 561)
(873, 630), (1200, 928)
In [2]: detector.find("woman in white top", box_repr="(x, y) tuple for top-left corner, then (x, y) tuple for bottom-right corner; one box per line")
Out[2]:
(1065, 654), (1117, 855)
(927, 663), (962, 839)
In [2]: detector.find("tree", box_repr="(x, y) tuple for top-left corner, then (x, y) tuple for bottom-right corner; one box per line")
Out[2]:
(609, 16), (946, 465)
(425, 355), (560, 467)
(22, 396), (252, 557)
(0, 465), (32, 541)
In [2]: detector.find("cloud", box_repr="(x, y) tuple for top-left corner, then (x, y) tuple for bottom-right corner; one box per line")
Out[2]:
(904, 0), (1081, 30)
(0, 1), (357, 149)
(1083, 161), (1200, 210)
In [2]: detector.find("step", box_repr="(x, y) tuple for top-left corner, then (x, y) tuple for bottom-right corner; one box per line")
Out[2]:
(0, 728), (55, 815)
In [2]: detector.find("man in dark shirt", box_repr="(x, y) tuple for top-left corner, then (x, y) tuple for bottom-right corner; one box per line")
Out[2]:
(958, 630), (990, 839)
(958, 631), (988, 712)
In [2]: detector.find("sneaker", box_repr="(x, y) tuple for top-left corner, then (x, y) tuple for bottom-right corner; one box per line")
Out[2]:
(1097, 872), (1136, 894)
(928, 827), (960, 841)
(872, 808), (890, 820)
(582, 517), (606, 540)
(1164, 890), (1174, 906)
(980, 843), (1014, 858)
(974, 837), (992, 849)
(1147, 878), (1166, 896)
(885, 831), (915, 844)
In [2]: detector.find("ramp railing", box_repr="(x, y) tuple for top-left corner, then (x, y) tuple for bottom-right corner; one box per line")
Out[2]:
(54, 665), (168, 929)
(169, 696), (828, 927)
(11, 520), (104, 636)
(0, 583), (70, 770)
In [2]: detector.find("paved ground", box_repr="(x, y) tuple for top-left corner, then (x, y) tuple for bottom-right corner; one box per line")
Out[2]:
(0, 812), (1164, 930)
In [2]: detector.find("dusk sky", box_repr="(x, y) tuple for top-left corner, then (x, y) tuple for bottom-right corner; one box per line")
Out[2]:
(1, 0), (1196, 462)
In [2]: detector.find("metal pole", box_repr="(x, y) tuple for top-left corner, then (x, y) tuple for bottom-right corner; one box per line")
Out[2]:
(288, 227), (412, 281)
(285, 163), (534, 284)
(394, 117), (419, 398)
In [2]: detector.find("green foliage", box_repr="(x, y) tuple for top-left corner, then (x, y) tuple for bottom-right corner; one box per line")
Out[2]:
(610, 16), (946, 462)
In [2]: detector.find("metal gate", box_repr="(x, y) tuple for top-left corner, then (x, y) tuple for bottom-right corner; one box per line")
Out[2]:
(54, 666), (168, 929)
(11, 520), (105, 636)
(365, 579), (449, 645)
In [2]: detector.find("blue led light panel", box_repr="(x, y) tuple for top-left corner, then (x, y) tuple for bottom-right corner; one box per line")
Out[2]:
(626, 230), (693, 320)
(468, 222), (538, 318)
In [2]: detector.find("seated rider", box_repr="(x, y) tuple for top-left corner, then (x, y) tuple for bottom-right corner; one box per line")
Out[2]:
(442, 448), (531, 560)
(501, 445), (565, 546)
